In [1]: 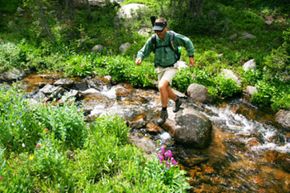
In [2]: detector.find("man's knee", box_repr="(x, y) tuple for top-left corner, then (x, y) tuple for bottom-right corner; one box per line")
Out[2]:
(158, 80), (169, 90)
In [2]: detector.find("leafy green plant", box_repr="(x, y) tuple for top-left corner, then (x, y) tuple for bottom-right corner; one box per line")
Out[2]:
(34, 103), (88, 150)
(30, 137), (75, 192)
(0, 87), (42, 154)
(104, 55), (130, 83)
(126, 61), (156, 88)
(251, 80), (276, 107)
(64, 54), (95, 77)
(173, 68), (194, 92)
(263, 29), (289, 82)
(271, 92), (290, 111)
(0, 41), (24, 72)
(241, 69), (262, 85)
(92, 116), (130, 146)
(213, 75), (241, 98)
(0, 153), (34, 193)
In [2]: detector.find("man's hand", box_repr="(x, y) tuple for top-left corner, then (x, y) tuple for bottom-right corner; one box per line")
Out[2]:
(189, 57), (195, 67)
(135, 58), (142, 65)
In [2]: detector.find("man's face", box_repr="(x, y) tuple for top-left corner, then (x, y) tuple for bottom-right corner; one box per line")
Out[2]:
(155, 28), (167, 40)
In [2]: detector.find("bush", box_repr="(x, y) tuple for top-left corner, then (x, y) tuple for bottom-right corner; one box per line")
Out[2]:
(126, 61), (156, 88)
(34, 103), (88, 150)
(173, 68), (194, 92)
(241, 69), (262, 85)
(0, 153), (34, 193)
(213, 75), (241, 98)
(30, 137), (75, 192)
(0, 41), (24, 72)
(251, 80), (276, 107)
(64, 54), (95, 77)
(0, 87), (42, 154)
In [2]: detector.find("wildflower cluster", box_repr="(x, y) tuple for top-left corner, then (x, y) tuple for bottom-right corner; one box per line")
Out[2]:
(157, 145), (178, 168)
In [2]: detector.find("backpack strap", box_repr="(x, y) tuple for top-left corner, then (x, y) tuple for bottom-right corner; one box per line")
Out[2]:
(168, 31), (181, 60)
(151, 34), (157, 52)
(168, 31), (177, 51)
(150, 31), (180, 60)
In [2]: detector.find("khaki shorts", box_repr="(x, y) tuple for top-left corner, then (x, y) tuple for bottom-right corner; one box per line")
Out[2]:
(156, 65), (178, 88)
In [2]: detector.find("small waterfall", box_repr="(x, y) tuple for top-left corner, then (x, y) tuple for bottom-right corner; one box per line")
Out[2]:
(203, 104), (289, 154)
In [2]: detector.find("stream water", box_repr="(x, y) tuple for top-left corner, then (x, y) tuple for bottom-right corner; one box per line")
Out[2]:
(181, 100), (289, 193)
(3, 73), (289, 193)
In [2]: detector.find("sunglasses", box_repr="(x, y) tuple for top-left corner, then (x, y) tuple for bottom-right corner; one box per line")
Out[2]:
(154, 29), (164, 33)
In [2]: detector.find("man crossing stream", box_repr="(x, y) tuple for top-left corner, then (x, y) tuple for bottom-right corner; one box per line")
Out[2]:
(135, 17), (195, 125)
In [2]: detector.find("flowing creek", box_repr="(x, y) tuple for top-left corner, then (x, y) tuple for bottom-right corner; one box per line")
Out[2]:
(2, 73), (289, 193)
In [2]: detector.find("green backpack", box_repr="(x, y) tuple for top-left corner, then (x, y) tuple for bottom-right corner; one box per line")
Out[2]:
(151, 31), (181, 61)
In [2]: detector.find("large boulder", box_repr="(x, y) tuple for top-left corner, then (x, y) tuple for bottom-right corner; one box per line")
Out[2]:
(164, 107), (212, 148)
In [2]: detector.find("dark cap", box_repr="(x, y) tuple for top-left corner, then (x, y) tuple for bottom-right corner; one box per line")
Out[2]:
(153, 21), (167, 31)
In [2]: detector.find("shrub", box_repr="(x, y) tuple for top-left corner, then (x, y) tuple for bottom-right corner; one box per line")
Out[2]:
(126, 61), (156, 88)
(271, 92), (290, 111)
(64, 54), (95, 77)
(34, 103), (88, 150)
(0, 87), (42, 154)
(0, 41), (23, 72)
(251, 80), (276, 107)
(30, 137), (75, 192)
(104, 56), (130, 83)
(0, 153), (34, 193)
(213, 75), (241, 98)
(241, 69), (262, 85)
(173, 68), (194, 92)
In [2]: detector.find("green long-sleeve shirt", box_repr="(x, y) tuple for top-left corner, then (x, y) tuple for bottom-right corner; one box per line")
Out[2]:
(137, 31), (194, 68)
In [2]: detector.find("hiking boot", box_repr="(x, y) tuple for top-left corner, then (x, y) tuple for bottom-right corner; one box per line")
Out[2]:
(173, 98), (182, 113)
(157, 109), (168, 125)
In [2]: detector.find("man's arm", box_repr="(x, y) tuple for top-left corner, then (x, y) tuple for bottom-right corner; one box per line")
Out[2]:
(174, 33), (195, 66)
(135, 37), (154, 65)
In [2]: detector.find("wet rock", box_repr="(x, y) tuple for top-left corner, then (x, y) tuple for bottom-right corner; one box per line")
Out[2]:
(82, 92), (111, 113)
(146, 122), (162, 134)
(275, 110), (290, 130)
(115, 84), (133, 97)
(128, 114), (146, 129)
(54, 78), (74, 86)
(0, 68), (25, 82)
(59, 89), (79, 103)
(164, 107), (212, 148)
(73, 80), (88, 91)
(129, 134), (157, 154)
(38, 84), (65, 100)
